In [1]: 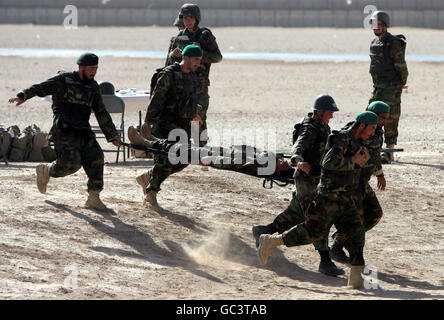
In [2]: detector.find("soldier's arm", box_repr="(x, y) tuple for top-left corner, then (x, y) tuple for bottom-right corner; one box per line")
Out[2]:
(199, 30), (223, 64)
(145, 70), (172, 124)
(321, 136), (355, 171)
(165, 36), (182, 66)
(370, 136), (384, 177)
(17, 74), (65, 101)
(290, 125), (316, 164)
(390, 40), (408, 85)
(91, 90), (119, 142)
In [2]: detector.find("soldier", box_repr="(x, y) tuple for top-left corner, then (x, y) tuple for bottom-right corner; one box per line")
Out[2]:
(173, 15), (185, 31)
(8, 53), (121, 211)
(257, 111), (379, 289)
(165, 3), (223, 147)
(369, 10), (408, 163)
(330, 101), (390, 263)
(252, 94), (344, 276)
(136, 45), (203, 209)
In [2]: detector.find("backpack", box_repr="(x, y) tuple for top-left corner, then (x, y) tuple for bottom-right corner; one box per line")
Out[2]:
(292, 117), (305, 144)
(384, 34), (407, 62)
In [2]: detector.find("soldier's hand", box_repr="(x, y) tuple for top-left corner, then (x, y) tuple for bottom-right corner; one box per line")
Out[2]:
(172, 48), (182, 57)
(353, 147), (370, 167)
(276, 159), (291, 174)
(377, 175), (386, 191)
(111, 137), (121, 147)
(192, 115), (203, 126)
(297, 162), (311, 174)
(8, 97), (24, 106)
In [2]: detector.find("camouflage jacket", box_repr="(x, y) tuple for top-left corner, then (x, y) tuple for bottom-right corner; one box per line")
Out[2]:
(319, 125), (364, 193)
(18, 71), (118, 141)
(165, 27), (222, 93)
(145, 63), (199, 138)
(291, 113), (330, 178)
(342, 121), (384, 184)
(369, 32), (409, 87)
(361, 125), (384, 183)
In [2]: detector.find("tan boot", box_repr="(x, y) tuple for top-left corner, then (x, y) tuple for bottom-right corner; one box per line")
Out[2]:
(257, 234), (284, 265)
(143, 190), (159, 208)
(36, 164), (50, 194)
(348, 265), (364, 289)
(136, 170), (152, 195)
(128, 126), (157, 147)
(85, 190), (109, 212)
(140, 122), (156, 141)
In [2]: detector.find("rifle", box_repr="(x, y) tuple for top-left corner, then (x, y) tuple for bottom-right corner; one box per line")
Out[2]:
(274, 148), (404, 158)
(121, 142), (295, 189)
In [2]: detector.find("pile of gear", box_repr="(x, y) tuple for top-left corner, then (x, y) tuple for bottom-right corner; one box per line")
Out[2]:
(0, 124), (49, 162)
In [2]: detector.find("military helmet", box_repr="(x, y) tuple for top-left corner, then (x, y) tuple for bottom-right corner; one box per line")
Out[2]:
(370, 10), (390, 27)
(313, 94), (339, 112)
(173, 15), (184, 27)
(99, 81), (115, 95)
(179, 3), (201, 24)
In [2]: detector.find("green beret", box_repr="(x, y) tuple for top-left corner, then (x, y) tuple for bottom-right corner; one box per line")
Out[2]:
(77, 52), (99, 66)
(355, 111), (378, 125)
(182, 44), (203, 57)
(367, 101), (390, 114)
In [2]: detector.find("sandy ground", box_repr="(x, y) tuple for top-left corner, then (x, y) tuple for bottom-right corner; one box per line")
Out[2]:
(0, 26), (443, 300)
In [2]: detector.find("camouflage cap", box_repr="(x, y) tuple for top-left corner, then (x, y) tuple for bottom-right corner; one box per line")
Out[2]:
(355, 111), (378, 125)
(77, 52), (99, 66)
(182, 44), (203, 57)
(367, 101), (390, 114)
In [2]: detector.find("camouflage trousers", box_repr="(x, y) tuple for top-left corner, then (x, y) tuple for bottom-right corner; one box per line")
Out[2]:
(49, 128), (104, 191)
(282, 191), (365, 266)
(369, 85), (403, 146)
(197, 92), (209, 147)
(146, 128), (188, 192)
(334, 182), (383, 246)
(272, 173), (329, 251)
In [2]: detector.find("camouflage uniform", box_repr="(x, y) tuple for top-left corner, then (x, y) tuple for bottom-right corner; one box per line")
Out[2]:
(282, 126), (366, 266)
(144, 62), (199, 192)
(165, 27), (222, 145)
(271, 113), (330, 252)
(18, 72), (118, 191)
(334, 123), (384, 245)
(369, 32), (408, 146)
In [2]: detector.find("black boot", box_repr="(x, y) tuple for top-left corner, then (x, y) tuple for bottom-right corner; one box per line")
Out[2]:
(318, 250), (345, 276)
(329, 242), (350, 264)
(252, 224), (276, 248)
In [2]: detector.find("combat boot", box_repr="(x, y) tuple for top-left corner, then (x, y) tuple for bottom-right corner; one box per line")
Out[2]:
(318, 250), (345, 276)
(85, 190), (110, 212)
(381, 144), (395, 164)
(257, 234), (284, 265)
(143, 190), (159, 209)
(348, 265), (364, 289)
(252, 224), (276, 248)
(36, 164), (50, 194)
(330, 242), (350, 264)
(136, 170), (152, 195)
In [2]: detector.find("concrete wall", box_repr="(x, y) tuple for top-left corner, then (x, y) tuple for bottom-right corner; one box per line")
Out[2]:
(0, 0), (443, 28)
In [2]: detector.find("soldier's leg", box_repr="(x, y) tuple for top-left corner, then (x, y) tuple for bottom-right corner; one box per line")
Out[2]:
(197, 93), (210, 147)
(333, 197), (366, 288)
(79, 133), (105, 191)
(383, 87), (402, 147)
(362, 184), (383, 232)
(330, 191), (363, 263)
(49, 131), (82, 178)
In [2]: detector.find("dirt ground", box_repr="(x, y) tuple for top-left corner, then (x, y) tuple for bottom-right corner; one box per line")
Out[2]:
(0, 25), (443, 300)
